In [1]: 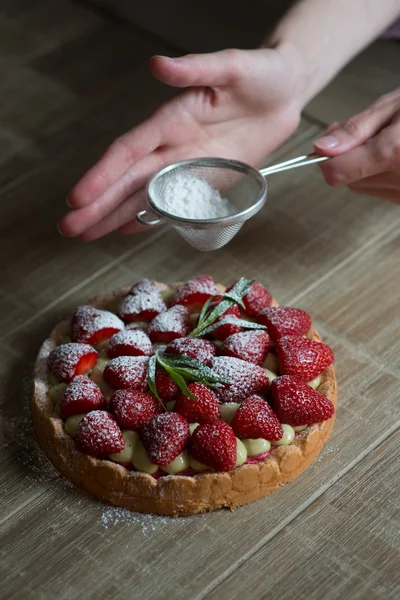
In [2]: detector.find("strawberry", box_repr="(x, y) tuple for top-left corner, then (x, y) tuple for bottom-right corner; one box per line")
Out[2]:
(107, 329), (153, 359)
(118, 289), (167, 323)
(220, 330), (270, 366)
(71, 306), (124, 345)
(128, 279), (160, 295)
(227, 280), (272, 317)
(148, 305), (190, 343)
(165, 337), (216, 366)
(271, 375), (334, 426)
(103, 356), (148, 390)
(276, 335), (334, 381)
(257, 306), (312, 341)
(171, 275), (220, 310)
(60, 375), (106, 418)
(48, 343), (98, 383)
(76, 410), (125, 457)
(110, 389), (162, 430)
(231, 395), (283, 441)
(174, 383), (221, 424)
(155, 368), (180, 402)
(211, 356), (269, 403)
(141, 412), (190, 466)
(190, 421), (237, 472)
(211, 304), (242, 341)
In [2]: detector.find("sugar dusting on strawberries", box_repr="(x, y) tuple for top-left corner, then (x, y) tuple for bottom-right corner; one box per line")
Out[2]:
(72, 306), (124, 342)
(211, 356), (269, 403)
(119, 293), (166, 321)
(48, 343), (97, 381)
(108, 329), (153, 357)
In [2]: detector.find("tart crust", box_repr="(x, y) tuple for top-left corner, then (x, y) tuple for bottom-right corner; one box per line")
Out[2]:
(31, 283), (337, 516)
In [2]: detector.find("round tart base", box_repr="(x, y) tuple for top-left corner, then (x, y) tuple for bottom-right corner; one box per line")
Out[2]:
(31, 284), (337, 517)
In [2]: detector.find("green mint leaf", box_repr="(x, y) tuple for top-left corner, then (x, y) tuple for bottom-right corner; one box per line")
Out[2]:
(161, 363), (198, 401)
(198, 316), (266, 337)
(147, 355), (166, 409)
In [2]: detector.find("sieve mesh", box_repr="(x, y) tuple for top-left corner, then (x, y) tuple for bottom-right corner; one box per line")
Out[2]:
(146, 158), (267, 251)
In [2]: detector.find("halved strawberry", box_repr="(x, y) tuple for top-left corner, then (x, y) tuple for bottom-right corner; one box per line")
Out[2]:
(107, 329), (153, 359)
(220, 330), (270, 366)
(231, 395), (283, 441)
(155, 368), (180, 402)
(48, 343), (98, 383)
(257, 306), (312, 341)
(211, 304), (242, 341)
(190, 421), (236, 472)
(148, 305), (190, 343)
(110, 389), (162, 430)
(171, 275), (220, 310)
(141, 412), (190, 466)
(271, 375), (334, 426)
(211, 356), (269, 403)
(276, 335), (334, 381)
(76, 410), (125, 457)
(129, 279), (159, 295)
(71, 306), (124, 345)
(60, 376), (106, 418)
(103, 356), (148, 390)
(174, 383), (221, 424)
(118, 289), (167, 323)
(165, 337), (216, 366)
(227, 280), (272, 317)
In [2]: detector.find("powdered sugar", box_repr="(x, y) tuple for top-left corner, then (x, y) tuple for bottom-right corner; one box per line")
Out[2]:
(76, 410), (125, 456)
(148, 305), (190, 338)
(211, 356), (269, 403)
(118, 291), (167, 323)
(165, 338), (216, 366)
(103, 356), (148, 390)
(108, 329), (153, 358)
(100, 507), (197, 532)
(155, 174), (235, 220)
(48, 343), (98, 382)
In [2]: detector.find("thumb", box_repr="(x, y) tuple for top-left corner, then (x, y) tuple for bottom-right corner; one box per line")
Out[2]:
(313, 97), (398, 156)
(149, 49), (243, 88)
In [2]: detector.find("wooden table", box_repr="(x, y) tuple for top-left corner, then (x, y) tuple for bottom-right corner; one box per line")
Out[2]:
(1, 2), (399, 598)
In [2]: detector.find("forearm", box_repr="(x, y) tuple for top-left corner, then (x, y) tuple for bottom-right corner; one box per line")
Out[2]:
(264, 0), (400, 107)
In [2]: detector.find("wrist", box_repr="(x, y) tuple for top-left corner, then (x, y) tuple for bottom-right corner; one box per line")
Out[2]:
(271, 40), (309, 111)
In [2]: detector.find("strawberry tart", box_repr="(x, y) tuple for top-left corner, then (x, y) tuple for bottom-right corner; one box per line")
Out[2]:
(31, 276), (337, 516)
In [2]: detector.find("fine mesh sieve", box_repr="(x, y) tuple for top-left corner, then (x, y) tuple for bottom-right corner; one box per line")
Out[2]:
(136, 153), (328, 251)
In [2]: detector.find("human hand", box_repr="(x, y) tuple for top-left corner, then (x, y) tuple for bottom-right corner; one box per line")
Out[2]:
(314, 88), (400, 203)
(59, 47), (303, 240)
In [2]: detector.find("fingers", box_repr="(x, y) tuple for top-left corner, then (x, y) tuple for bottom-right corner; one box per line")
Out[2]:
(150, 49), (245, 88)
(79, 187), (149, 241)
(67, 117), (163, 209)
(349, 171), (400, 203)
(314, 89), (400, 155)
(59, 152), (164, 237)
(319, 116), (400, 186)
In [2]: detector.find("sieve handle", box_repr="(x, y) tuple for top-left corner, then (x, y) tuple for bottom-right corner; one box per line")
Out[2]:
(260, 152), (329, 176)
(136, 210), (162, 227)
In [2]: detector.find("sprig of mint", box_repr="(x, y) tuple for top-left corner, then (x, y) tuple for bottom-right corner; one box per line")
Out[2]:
(147, 352), (230, 407)
(189, 277), (266, 338)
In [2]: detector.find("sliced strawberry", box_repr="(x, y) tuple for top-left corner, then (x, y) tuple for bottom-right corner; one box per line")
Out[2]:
(220, 330), (270, 366)
(118, 289), (167, 323)
(276, 335), (334, 381)
(211, 304), (242, 341)
(71, 306), (124, 345)
(231, 395), (283, 441)
(148, 305), (190, 343)
(103, 356), (148, 390)
(174, 383), (221, 424)
(76, 410), (125, 457)
(110, 389), (162, 430)
(107, 329), (153, 359)
(60, 376), (106, 418)
(48, 343), (98, 383)
(211, 356), (269, 403)
(227, 280), (272, 317)
(257, 306), (312, 341)
(129, 279), (160, 295)
(155, 368), (180, 402)
(190, 421), (236, 472)
(171, 275), (220, 310)
(141, 412), (190, 466)
(271, 375), (334, 426)
(165, 337), (216, 366)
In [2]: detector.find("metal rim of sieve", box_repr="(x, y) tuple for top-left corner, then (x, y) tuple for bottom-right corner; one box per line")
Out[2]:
(143, 157), (268, 229)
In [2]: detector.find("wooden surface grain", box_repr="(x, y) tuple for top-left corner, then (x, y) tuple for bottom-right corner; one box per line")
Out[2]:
(0, 2), (399, 599)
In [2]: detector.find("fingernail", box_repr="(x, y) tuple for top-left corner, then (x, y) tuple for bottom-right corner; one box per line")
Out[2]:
(66, 195), (72, 208)
(314, 135), (339, 150)
(56, 222), (65, 236)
